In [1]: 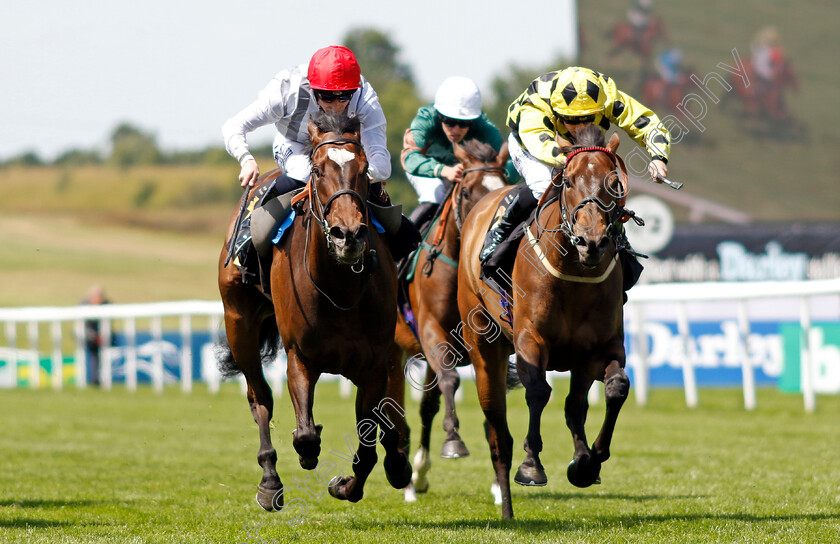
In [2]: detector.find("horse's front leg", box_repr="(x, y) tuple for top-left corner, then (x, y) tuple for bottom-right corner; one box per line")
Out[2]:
(514, 332), (550, 486)
(565, 370), (601, 488)
(437, 359), (469, 459)
(591, 358), (630, 466)
(286, 349), (322, 470)
(225, 312), (284, 511)
(328, 375), (387, 503)
(412, 364), (441, 495)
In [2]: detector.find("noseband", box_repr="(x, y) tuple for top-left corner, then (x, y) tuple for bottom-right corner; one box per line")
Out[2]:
(541, 146), (628, 245)
(309, 137), (369, 264)
(303, 136), (375, 310)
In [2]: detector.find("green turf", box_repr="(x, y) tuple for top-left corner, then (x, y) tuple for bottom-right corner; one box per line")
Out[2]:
(1, 381), (838, 543)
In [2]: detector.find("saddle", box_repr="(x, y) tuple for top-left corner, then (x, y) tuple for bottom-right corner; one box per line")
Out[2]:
(479, 190), (538, 292)
(231, 179), (417, 295)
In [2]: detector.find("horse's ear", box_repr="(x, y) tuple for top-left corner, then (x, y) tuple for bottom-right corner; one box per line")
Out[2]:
(555, 134), (573, 148)
(607, 132), (620, 153)
(308, 116), (324, 148)
(452, 142), (470, 164)
(496, 142), (509, 167)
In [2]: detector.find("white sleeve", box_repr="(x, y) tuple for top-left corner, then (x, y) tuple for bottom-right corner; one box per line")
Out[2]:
(221, 73), (289, 166)
(356, 82), (391, 181)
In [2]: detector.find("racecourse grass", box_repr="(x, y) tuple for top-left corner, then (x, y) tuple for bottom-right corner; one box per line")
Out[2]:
(1, 381), (838, 543)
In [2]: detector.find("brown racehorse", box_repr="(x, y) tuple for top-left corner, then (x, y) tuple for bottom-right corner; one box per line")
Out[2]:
(218, 111), (411, 511)
(608, 16), (666, 61)
(391, 140), (509, 500)
(457, 126), (630, 519)
(728, 59), (799, 122)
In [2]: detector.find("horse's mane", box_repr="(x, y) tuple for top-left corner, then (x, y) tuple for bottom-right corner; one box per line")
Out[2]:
(310, 111), (361, 136)
(560, 125), (606, 153)
(461, 139), (498, 163)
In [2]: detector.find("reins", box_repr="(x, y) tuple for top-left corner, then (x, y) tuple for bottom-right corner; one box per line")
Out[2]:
(302, 136), (375, 311)
(422, 164), (509, 277)
(528, 145), (639, 281)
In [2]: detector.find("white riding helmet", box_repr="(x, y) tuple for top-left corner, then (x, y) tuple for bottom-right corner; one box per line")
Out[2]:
(433, 76), (482, 120)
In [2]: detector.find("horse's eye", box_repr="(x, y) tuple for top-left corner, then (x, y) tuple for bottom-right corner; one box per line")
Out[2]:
(311, 167), (321, 178)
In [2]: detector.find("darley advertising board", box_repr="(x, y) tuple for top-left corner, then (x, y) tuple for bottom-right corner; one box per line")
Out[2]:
(2, 325), (839, 394)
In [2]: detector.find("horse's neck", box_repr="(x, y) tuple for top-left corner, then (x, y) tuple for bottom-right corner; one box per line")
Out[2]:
(440, 211), (461, 259)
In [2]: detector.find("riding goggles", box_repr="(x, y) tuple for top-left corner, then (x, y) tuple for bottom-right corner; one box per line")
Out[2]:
(440, 115), (472, 128)
(314, 90), (355, 103)
(559, 114), (597, 125)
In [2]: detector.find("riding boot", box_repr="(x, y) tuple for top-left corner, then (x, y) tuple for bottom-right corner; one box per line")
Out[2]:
(367, 183), (421, 264)
(615, 226), (645, 302)
(390, 216), (422, 263)
(479, 184), (538, 264)
(408, 202), (439, 233)
(368, 182), (391, 206)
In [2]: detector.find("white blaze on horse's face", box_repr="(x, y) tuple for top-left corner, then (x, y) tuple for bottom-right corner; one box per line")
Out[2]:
(482, 174), (506, 192)
(327, 148), (355, 169)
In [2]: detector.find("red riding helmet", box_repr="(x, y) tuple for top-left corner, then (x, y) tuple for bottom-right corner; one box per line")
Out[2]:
(307, 46), (361, 91)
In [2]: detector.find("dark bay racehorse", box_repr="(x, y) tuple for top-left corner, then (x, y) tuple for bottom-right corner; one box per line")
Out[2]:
(457, 126), (630, 519)
(391, 141), (509, 500)
(218, 111), (411, 510)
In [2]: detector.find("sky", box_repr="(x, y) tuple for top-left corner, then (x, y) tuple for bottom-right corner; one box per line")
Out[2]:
(0, 0), (577, 161)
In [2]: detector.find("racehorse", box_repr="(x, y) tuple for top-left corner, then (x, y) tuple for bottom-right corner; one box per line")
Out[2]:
(457, 125), (630, 519)
(217, 111), (411, 511)
(608, 16), (665, 61)
(727, 58), (799, 122)
(391, 140), (509, 501)
(641, 69), (692, 111)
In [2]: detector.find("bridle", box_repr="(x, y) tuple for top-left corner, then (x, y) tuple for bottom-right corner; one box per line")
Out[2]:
(309, 137), (370, 258)
(454, 165), (508, 231)
(534, 146), (635, 246)
(303, 136), (375, 310)
(420, 163), (508, 277)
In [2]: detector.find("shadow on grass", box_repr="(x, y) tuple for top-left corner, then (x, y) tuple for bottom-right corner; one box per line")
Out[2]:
(512, 491), (702, 501)
(0, 518), (77, 529)
(378, 512), (840, 533)
(0, 499), (111, 508)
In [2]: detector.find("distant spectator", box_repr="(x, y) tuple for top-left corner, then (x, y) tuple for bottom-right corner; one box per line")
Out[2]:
(81, 285), (110, 386)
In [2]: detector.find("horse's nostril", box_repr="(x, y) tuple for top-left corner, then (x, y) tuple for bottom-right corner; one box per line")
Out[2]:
(329, 226), (345, 240)
(354, 224), (368, 242)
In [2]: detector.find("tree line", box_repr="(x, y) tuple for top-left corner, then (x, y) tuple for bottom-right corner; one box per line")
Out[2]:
(2, 28), (567, 172)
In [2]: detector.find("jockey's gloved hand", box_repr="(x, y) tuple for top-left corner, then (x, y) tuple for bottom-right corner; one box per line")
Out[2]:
(648, 159), (668, 182)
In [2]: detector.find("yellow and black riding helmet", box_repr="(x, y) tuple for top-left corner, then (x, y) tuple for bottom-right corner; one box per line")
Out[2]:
(549, 68), (607, 122)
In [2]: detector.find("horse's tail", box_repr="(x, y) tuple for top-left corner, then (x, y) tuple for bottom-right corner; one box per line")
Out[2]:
(214, 319), (282, 378)
(506, 353), (522, 391)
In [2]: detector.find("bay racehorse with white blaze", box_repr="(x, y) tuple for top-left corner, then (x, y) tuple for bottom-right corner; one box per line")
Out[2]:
(218, 111), (411, 511)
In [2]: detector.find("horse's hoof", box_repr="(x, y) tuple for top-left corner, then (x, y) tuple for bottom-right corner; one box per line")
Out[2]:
(299, 455), (318, 470)
(256, 484), (284, 511)
(327, 476), (363, 502)
(514, 463), (548, 487)
(440, 439), (470, 459)
(386, 456), (412, 490)
(567, 456), (602, 488)
(404, 483), (418, 503)
(327, 476), (346, 500)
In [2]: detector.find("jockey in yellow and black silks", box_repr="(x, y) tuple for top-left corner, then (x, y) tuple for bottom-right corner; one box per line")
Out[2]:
(480, 66), (672, 264)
